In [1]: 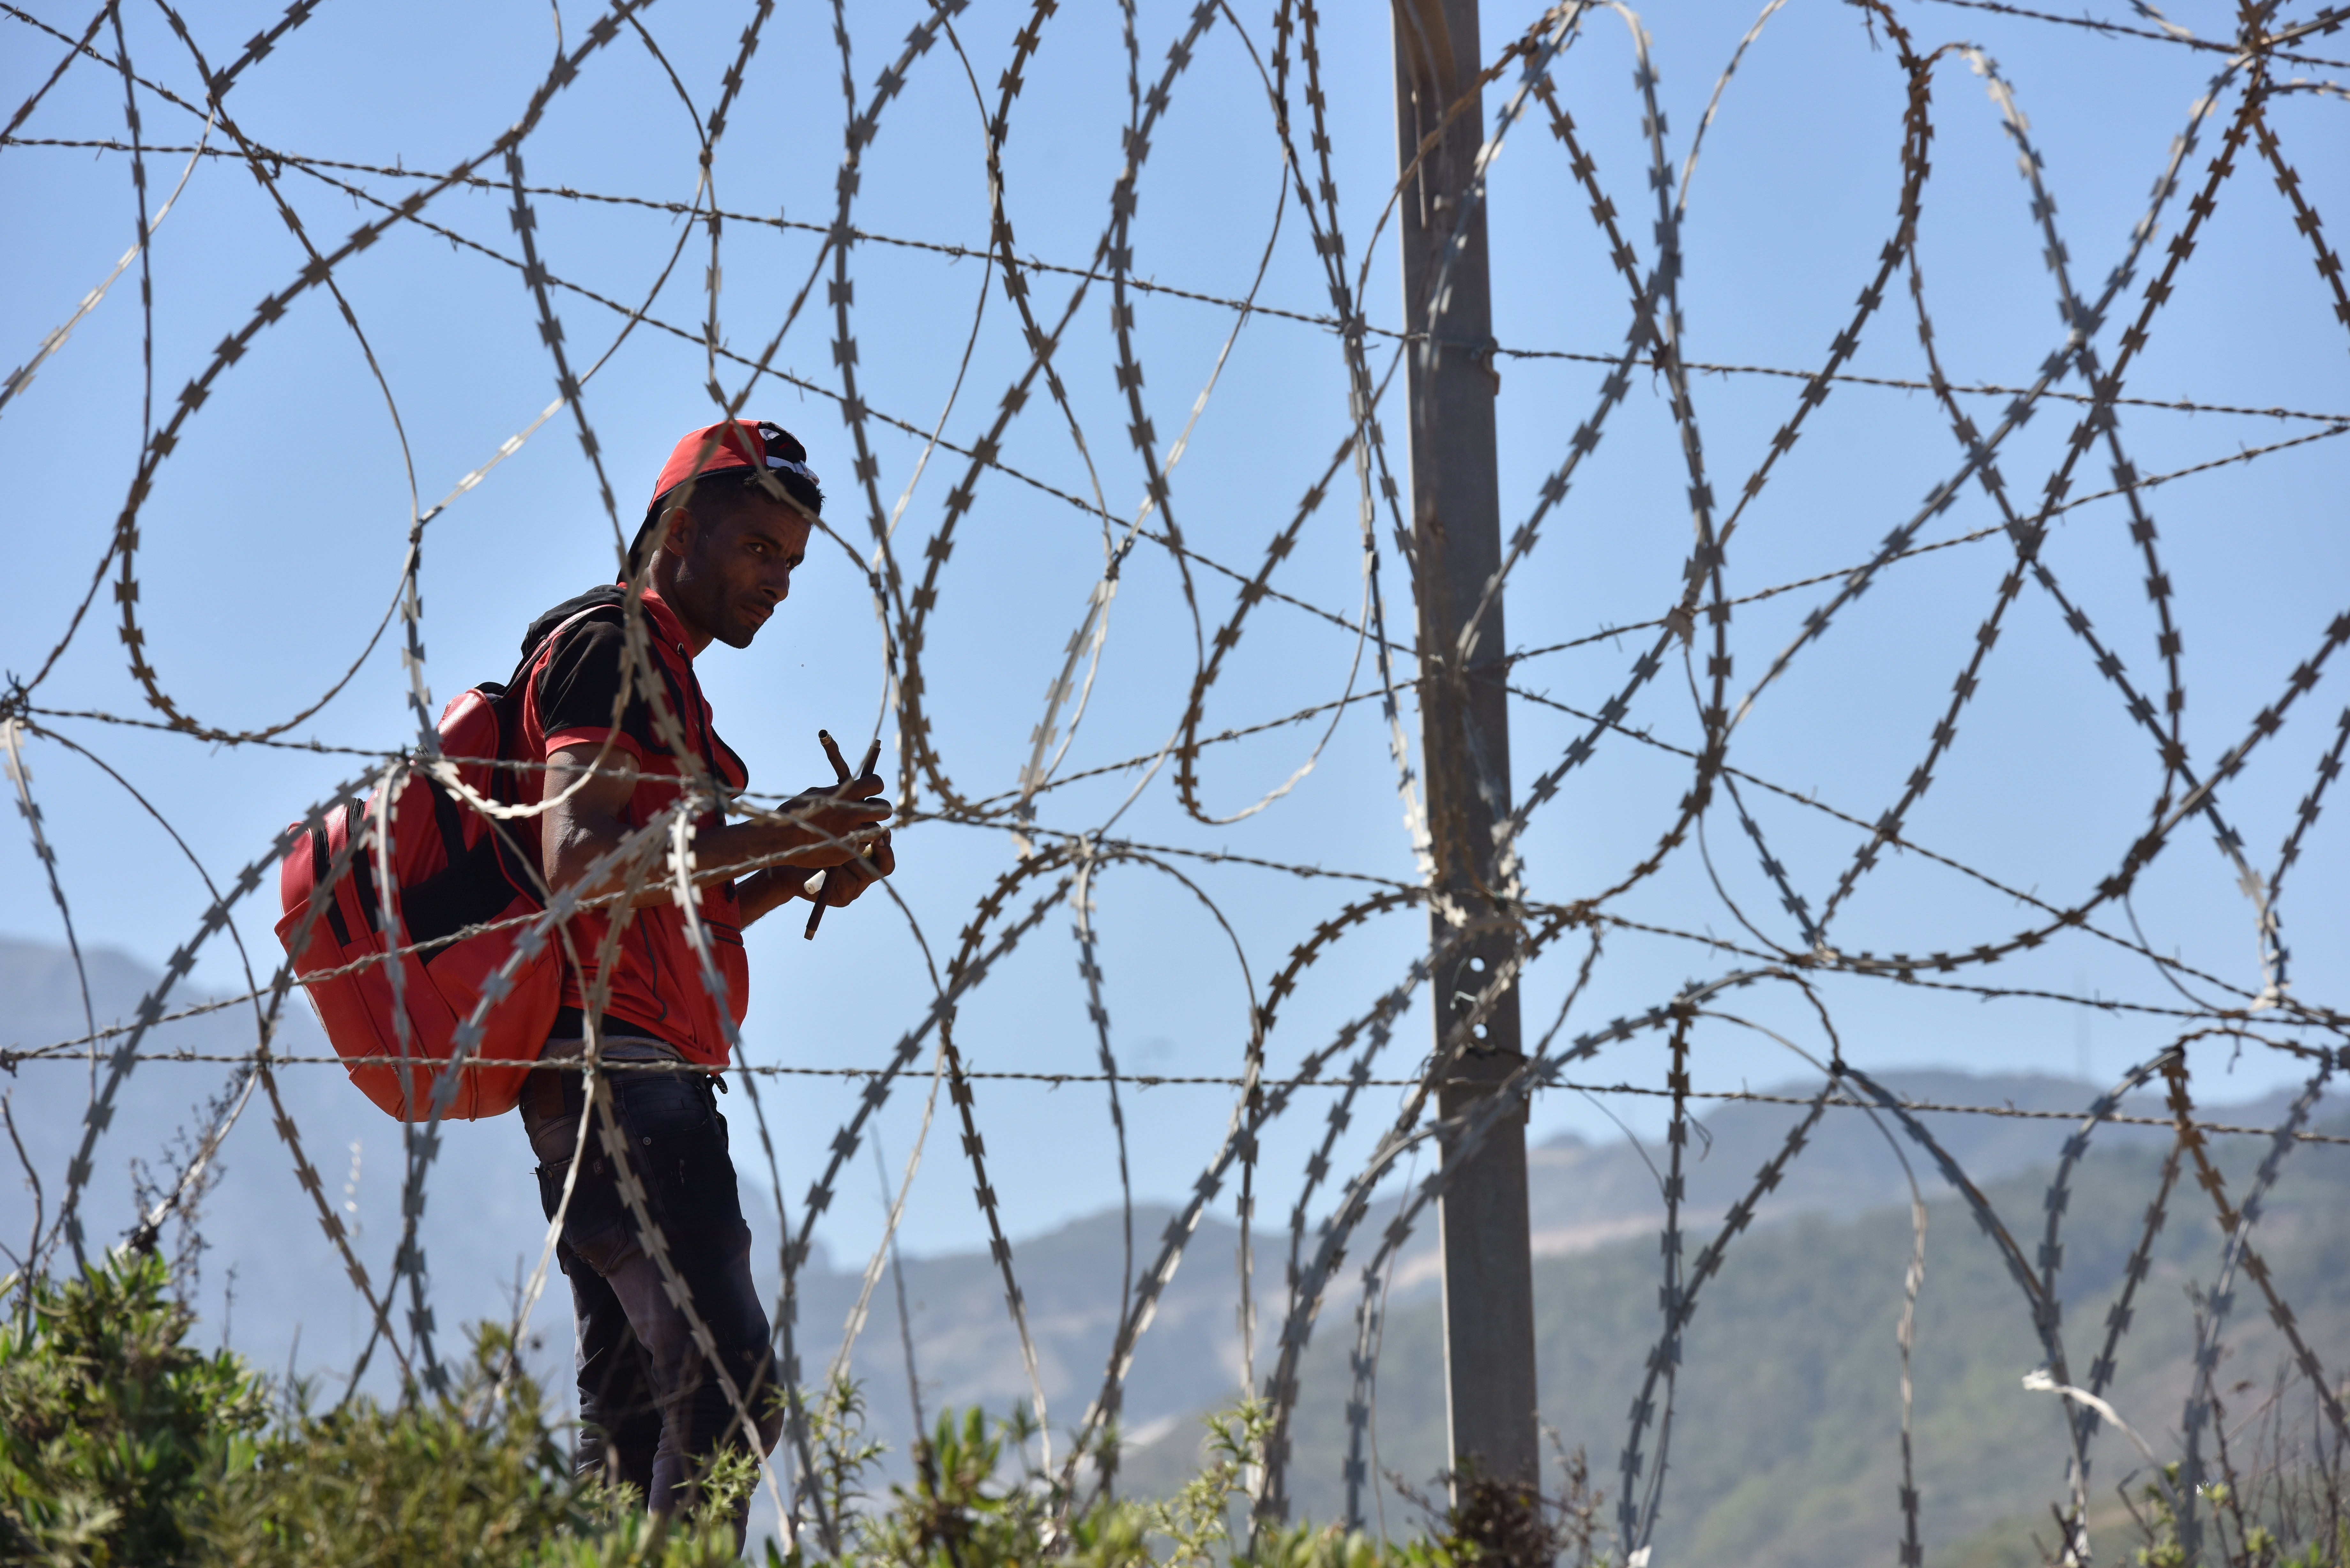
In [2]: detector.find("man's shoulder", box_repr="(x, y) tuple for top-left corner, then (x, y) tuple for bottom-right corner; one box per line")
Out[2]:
(519, 585), (630, 667)
(527, 592), (654, 750)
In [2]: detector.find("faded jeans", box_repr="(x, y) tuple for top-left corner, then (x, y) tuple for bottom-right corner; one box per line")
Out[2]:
(520, 1036), (780, 1517)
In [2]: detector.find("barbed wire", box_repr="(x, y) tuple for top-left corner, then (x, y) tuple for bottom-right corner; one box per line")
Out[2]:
(4, 0), (2346, 1561)
(17, 126), (2350, 428)
(10, 1040), (2348, 1145)
(1916, 0), (2350, 72)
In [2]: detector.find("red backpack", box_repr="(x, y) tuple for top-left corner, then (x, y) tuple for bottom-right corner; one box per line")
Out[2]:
(275, 596), (615, 1120)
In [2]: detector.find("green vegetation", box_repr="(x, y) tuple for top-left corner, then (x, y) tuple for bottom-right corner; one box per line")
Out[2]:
(2108, 1464), (2350, 1568)
(0, 1248), (268, 1565)
(0, 1249), (1593, 1567)
(1, 1249), (743, 1567)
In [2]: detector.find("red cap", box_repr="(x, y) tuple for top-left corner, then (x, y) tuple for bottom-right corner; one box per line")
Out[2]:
(646, 420), (820, 515)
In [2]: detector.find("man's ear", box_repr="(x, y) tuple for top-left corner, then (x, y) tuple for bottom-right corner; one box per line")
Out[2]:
(658, 504), (699, 562)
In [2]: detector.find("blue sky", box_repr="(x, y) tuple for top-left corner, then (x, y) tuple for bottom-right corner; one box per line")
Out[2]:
(2, 0), (2345, 1267)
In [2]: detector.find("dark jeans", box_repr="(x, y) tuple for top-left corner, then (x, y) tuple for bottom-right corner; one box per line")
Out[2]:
(521, 1043), (780, 1516)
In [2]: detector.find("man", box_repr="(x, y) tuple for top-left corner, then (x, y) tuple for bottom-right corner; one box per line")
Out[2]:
(512, 419), (894, 1518)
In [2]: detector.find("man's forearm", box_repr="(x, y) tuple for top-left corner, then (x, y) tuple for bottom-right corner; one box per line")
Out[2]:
(734, 864), (812, 925)
(546, 817), (873, 911)
(693, 816), (880, 880)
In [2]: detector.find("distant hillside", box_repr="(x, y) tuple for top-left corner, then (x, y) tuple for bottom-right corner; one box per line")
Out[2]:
(807, 1072), (2305, 1469)
(1385, 1066), (2301, 1293)
(1121, 1120), (2350, 1568)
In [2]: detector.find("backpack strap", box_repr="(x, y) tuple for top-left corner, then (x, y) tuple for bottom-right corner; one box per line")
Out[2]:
(309, 818), (353, 948)
(425, 774), (468, 867)
(347, 802), (382, 934)
(472, 599), (643, 906)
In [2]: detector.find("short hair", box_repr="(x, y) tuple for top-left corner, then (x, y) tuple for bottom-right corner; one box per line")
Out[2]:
(625, 468), (822, 578)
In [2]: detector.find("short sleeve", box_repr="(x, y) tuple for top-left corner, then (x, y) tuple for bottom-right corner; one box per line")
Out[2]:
(534, 615), (660, 758)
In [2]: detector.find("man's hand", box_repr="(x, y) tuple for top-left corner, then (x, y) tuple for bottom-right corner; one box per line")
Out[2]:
(773, 770), (893, 869)
(732, 771), (896, 926)
(774, 771), (894, 921)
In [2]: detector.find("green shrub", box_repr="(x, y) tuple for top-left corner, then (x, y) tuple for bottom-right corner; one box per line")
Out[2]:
(2122, 1462), (2350, 1568)
(788, 1378), (1585, 1568)
(0, 1251), (745, 1568)
(1, 1248), (266, 1566)
(196, 1329), (600, 1567)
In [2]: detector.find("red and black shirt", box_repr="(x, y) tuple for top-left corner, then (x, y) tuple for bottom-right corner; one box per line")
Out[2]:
(518, 586), (750, 1067)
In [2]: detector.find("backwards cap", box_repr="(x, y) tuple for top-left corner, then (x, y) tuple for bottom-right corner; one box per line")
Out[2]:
(646, 419), (820, 515)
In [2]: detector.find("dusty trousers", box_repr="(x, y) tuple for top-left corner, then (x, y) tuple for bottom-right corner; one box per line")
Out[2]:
(520, 1036), (780, 1518)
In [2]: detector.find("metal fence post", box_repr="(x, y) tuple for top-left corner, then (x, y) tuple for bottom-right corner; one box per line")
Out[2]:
(1391, 0), (1542, 1497)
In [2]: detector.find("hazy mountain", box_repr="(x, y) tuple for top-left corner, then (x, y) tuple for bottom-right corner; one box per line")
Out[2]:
(1123, 1121), (2350, 1568)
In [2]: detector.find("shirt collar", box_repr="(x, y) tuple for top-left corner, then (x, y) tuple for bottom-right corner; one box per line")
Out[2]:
(615, 582), (697, 662)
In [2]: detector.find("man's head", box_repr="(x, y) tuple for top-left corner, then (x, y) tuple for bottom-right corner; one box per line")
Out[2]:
(632, 422), (822, 652)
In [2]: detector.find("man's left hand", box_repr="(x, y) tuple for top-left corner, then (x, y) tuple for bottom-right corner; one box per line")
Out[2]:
(809, 827), (894, 907)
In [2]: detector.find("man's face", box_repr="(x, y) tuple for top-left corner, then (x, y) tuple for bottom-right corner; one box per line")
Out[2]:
(666, 494), (811, 650)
